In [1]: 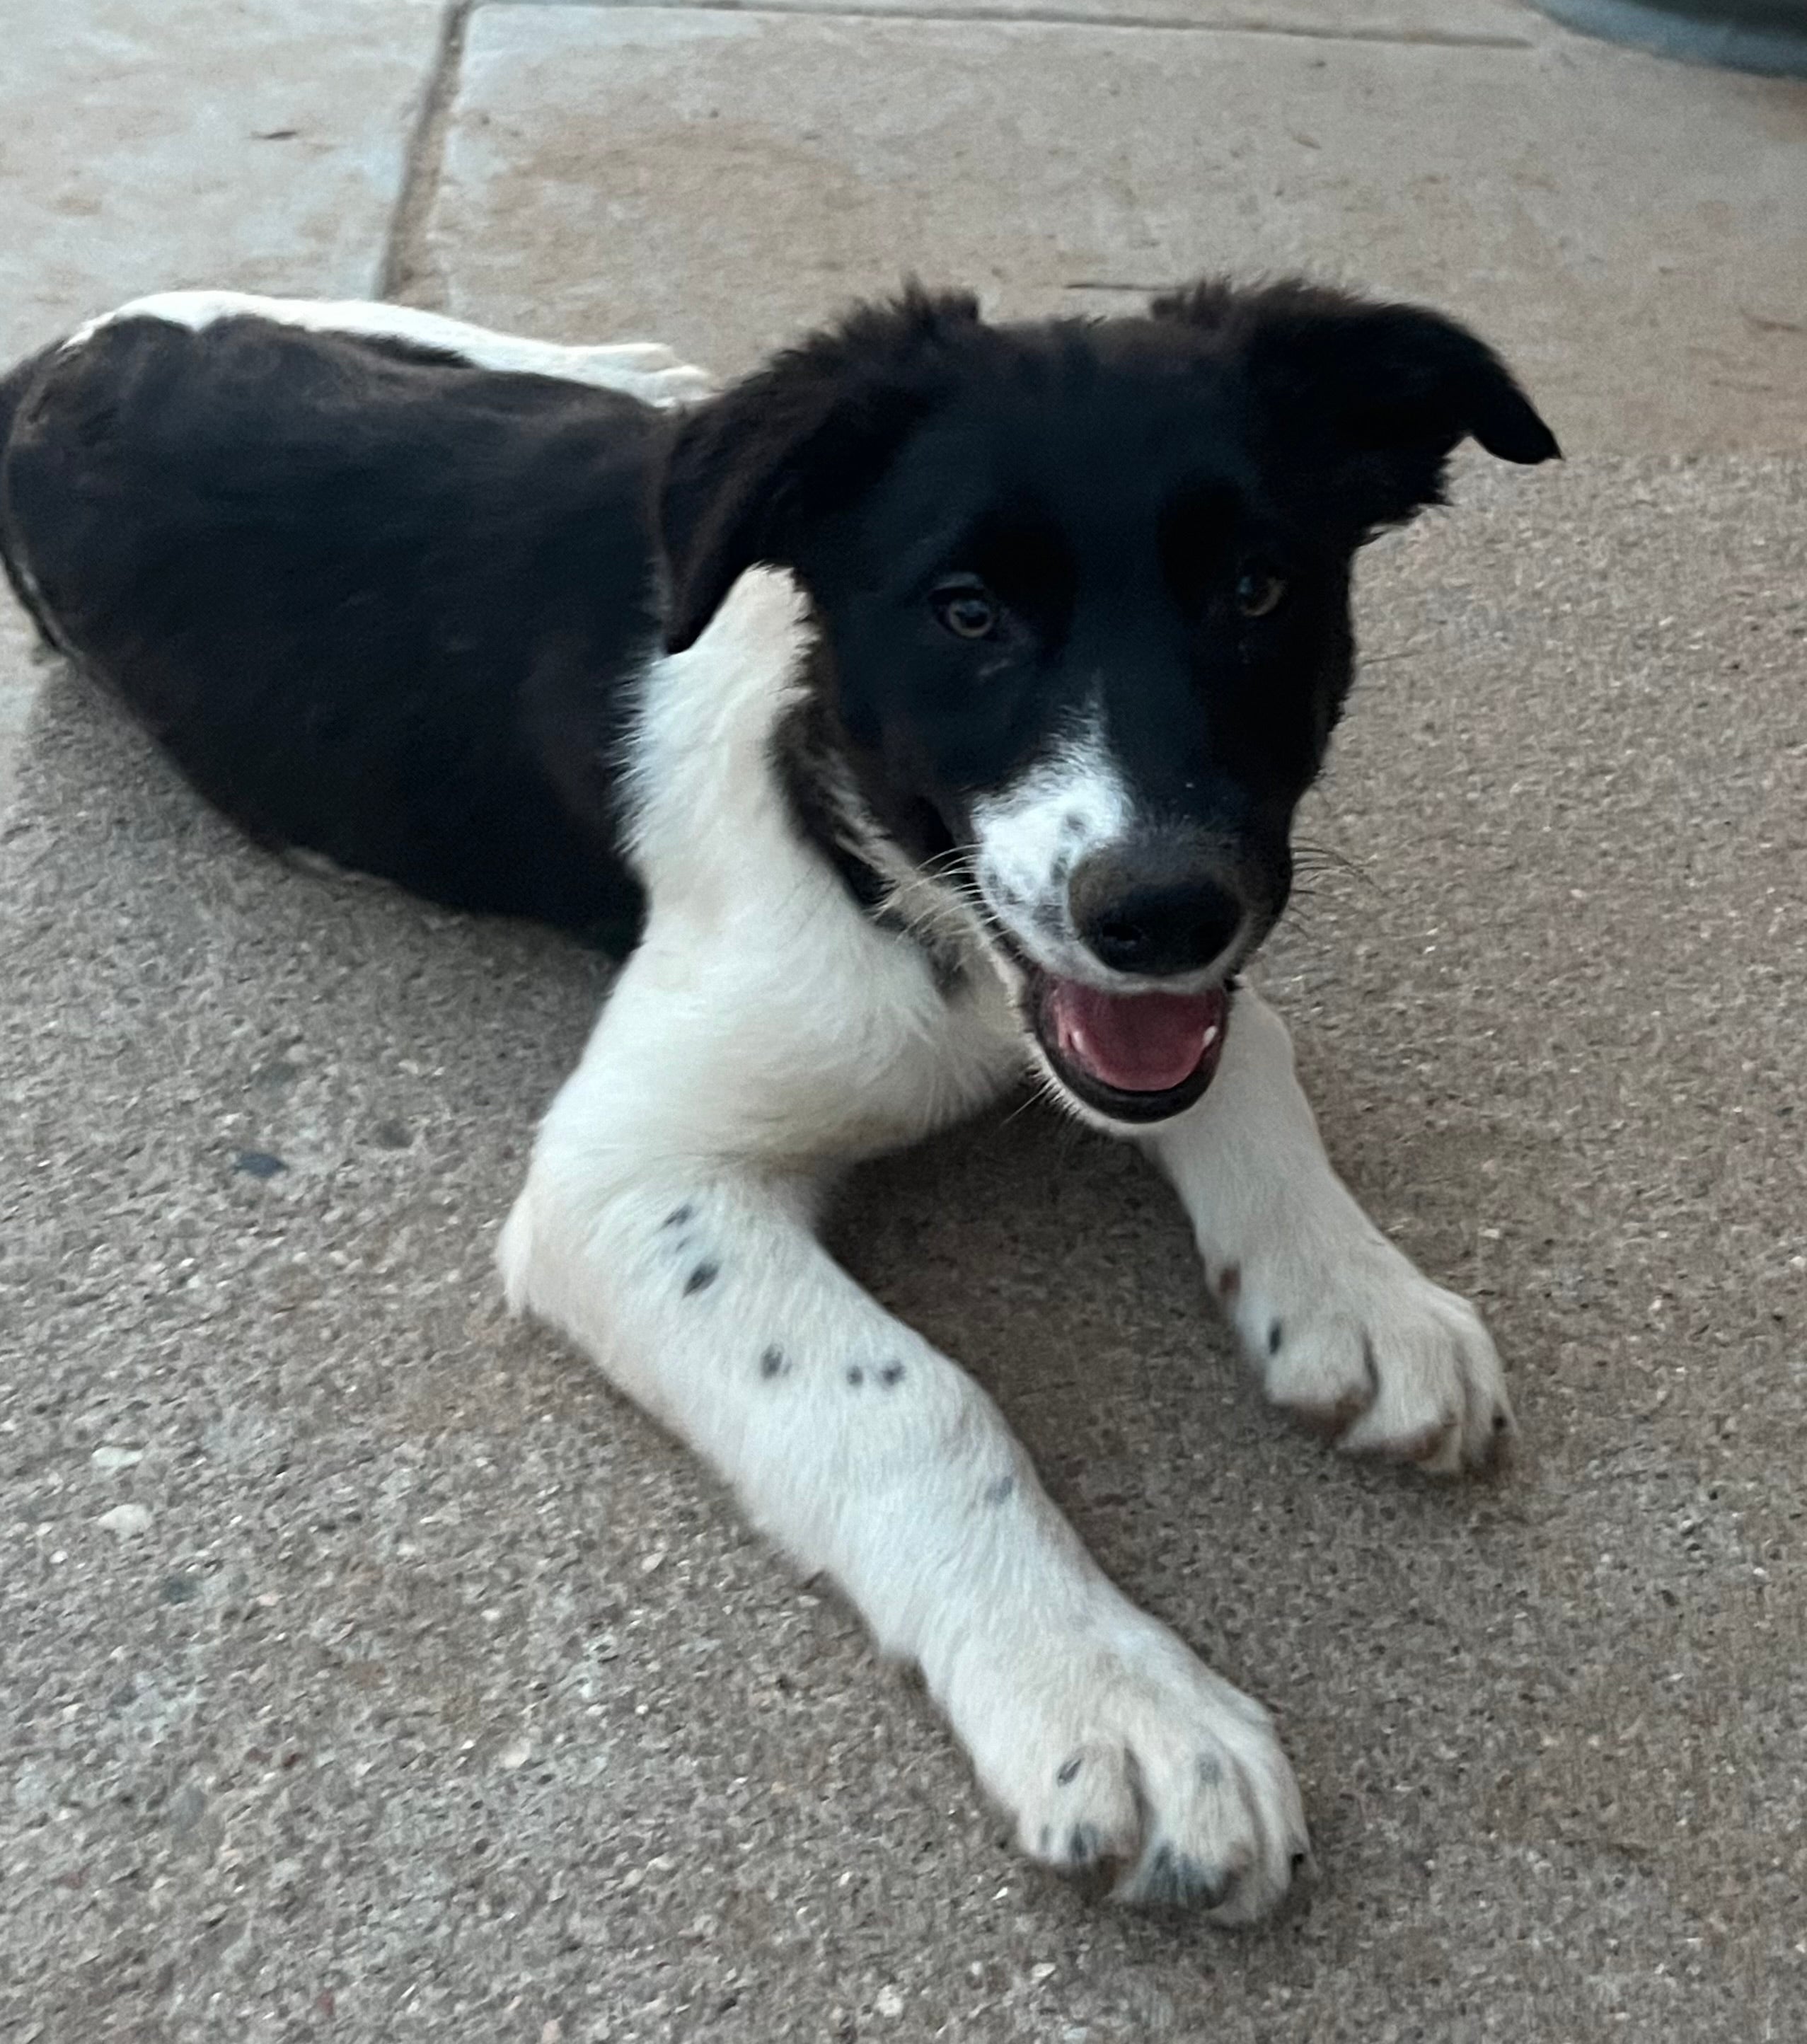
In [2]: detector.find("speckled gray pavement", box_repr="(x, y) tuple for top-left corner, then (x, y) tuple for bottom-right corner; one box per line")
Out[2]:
(4, 6), (1806, 2041)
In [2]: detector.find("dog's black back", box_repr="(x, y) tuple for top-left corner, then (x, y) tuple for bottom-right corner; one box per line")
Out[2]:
(0, 316), (664, 945)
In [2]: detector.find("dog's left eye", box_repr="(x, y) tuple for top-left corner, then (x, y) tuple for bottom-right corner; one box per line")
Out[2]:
(1235, 567), (1288, 619)
(930, 577), (1001, 641)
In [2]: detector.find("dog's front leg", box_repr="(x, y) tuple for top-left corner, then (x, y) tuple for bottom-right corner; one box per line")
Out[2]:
(500, 952), (1307, 1917)
(1142, 986), (1513, 1472)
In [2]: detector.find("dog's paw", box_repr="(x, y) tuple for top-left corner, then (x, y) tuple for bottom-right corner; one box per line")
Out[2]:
(570, 343), (717, 407)
(950, 1603), (1308, 1921)
(1223, 1239), (1511, 1473)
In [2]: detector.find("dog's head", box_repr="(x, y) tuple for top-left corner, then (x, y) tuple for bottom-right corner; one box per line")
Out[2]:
(658, 280), (1557, 1125)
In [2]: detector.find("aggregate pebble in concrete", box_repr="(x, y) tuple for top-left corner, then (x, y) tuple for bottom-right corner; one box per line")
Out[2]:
(3, 454), (1803, 2038)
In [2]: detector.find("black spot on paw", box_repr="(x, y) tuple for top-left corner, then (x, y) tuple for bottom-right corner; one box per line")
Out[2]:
(759, 1346), (788, 1380)
(983, 1474), (1015, 1507)
(1266, 1319), (1284, 1356)
(662, 1203), (695, 1230)
(878, 1361), (905, 1388)
(683, 1261), (720, 1296)
(1056, 1754), (1083, 1786)
(1142, 1843), (1179, 1901)
(1141, 1844), (1231, 1910)
(845, 1365), (865, 1387)
(1196, 1755), (1223, 1786)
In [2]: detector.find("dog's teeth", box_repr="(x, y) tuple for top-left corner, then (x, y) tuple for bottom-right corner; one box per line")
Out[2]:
(1201, 1026), (1219, 1050)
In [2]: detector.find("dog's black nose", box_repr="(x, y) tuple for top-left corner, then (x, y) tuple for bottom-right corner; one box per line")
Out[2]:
(1070, 850), (1245, 978)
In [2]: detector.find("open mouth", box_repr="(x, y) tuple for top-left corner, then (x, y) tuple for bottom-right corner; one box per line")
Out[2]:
(1024, 965), (1231, 1124)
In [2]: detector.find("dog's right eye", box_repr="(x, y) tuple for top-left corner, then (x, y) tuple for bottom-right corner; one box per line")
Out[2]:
(1234, 566), (1288, 619)
(930, 577), (1001, 642)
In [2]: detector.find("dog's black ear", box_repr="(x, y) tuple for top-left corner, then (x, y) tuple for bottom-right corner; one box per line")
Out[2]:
(658, 287), (983, 654)
(1153, 278), (1559, 532)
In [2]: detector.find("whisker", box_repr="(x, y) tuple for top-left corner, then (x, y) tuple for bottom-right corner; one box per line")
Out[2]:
(918, 841), (978, 882)
(1291, 838), (1387, 898)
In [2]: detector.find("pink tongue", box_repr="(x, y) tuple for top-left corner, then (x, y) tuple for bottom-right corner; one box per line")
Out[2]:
(1047, 981), (1222, 1093)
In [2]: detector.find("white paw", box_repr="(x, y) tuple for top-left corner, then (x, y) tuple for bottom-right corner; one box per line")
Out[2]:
(947, 1600), (1309, 1920)
(572, 345), (717, 408)
(1218, 1239), (1513, 1473)
(577, 340), (688, 371)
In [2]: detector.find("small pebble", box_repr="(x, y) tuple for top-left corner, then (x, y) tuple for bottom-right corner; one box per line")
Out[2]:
(233, 1150), (287, 1179)
(90, 1446), (142, 1470)
(497, 1739), (531, 1772)
(96, 1503), (151, 1537)
(874, 1985), (905, 2020)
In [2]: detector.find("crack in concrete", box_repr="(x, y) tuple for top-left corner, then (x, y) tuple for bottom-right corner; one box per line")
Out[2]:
(380, 0), (479, 307)
(482, 0), (1535, 48)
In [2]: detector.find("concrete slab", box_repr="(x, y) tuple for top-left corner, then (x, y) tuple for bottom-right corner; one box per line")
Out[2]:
(427, 3), (1807, 452)
(5, 453), (1804, 2038)
(0, 607), (50, 820)
(0, 0), (449, 364)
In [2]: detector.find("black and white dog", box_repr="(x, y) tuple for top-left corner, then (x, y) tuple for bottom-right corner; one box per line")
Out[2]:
(0, 282), (1558, 1919)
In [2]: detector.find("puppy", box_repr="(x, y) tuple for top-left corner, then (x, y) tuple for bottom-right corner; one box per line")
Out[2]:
(0, 282), (1558, 1917)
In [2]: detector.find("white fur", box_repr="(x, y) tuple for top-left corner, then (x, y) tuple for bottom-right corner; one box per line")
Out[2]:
(500, 577), (1305, 1912)
(62, 291), (717, 409)
(970, 706), (1131, 987)
(1141, 986), (1513, 1472)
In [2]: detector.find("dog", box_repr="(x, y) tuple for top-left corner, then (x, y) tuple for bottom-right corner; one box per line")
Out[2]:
(0, 281), (1558, 1918)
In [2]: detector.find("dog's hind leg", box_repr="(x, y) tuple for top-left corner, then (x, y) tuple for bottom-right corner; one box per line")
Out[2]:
(1141, 983), (1514, 1473)
(60, 291), (717, 408)
(497, 928), (1308, 1919)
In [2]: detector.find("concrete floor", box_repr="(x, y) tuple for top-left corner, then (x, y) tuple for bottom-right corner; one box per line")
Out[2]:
(3, 4), (1806, 2039)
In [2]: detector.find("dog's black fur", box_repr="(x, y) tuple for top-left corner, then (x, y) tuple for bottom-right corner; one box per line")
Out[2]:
(0, 318), (663, 944)
(0, 282), (1557, 962)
